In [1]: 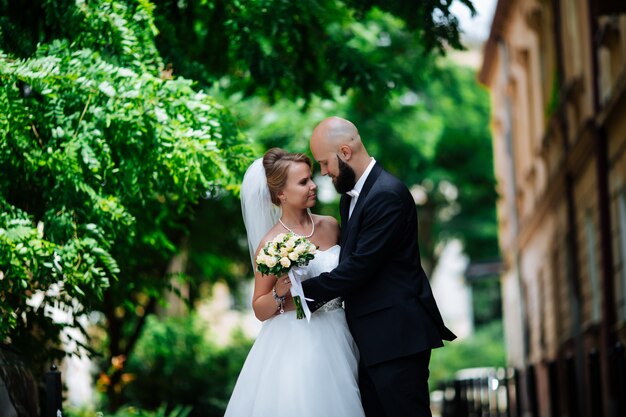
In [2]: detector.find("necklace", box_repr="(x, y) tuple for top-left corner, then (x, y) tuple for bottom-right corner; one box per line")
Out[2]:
(279, 211), (315, 238)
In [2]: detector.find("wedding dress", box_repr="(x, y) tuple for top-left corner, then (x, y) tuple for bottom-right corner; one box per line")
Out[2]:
(224, 245), (365, 417)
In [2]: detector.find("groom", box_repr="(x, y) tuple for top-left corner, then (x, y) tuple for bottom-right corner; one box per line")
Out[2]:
(302, 117), (456, 417)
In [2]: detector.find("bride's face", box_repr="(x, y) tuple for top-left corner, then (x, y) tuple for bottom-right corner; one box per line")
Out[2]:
(278, 162), (317, 209)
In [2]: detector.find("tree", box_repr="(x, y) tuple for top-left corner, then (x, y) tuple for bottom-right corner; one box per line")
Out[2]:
(0, 0), (251, 408)
(1, 0), (475, 105)
(147, 0), (475, 103)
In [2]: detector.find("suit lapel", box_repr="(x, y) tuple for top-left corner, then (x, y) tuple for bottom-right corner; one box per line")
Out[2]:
(340, 194), (350, 226)
(340, 163), (383, 256)
(351, 163), (382, 217)
(339, 194), (350, 246)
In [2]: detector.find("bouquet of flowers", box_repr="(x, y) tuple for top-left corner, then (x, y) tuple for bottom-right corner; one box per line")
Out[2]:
(256, 232), (317, 319)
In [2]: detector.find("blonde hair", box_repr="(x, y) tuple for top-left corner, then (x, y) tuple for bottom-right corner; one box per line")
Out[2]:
(263, 148), (312, 206)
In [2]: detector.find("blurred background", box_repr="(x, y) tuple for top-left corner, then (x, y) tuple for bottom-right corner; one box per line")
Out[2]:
(3, 0), (626, 416)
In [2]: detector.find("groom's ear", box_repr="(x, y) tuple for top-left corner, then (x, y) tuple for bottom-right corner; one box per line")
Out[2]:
(339, 144), (352, 161)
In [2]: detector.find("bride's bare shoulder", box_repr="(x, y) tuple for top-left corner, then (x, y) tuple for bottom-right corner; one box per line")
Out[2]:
(312, 214), (339, 239)
(312, 214), (338, 227)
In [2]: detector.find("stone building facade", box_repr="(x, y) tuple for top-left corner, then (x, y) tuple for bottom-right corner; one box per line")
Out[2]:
(480, 1), (626, 416)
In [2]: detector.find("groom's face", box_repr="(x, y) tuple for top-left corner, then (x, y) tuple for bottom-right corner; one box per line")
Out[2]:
(311, 135), (356, 194)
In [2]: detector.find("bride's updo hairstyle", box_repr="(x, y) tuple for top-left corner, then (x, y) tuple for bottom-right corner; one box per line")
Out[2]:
(263, 148), (312, 206)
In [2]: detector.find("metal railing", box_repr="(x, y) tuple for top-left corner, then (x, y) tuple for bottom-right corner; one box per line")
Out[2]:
(0, 357), (63, 417)
(438, 367), (514, 417)
(45, 364), (63, 417)
(437, 341), (626, 417)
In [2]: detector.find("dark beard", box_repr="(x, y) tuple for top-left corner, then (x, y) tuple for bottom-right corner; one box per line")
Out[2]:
(333, 155), (357, 194)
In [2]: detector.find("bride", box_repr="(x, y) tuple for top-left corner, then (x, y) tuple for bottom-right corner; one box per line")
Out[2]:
(224, 148), (365, 417)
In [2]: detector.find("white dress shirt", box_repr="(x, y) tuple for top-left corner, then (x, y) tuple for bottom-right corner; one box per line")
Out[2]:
(348, 158), (376, 218)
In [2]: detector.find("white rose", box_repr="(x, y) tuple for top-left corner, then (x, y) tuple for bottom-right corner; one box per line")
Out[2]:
(267, 245), (277, 256)
(280, 257), (291, 268)
(307, 244), (316, 255)
(280, 247), (289, 257)
(275, 233), (286, 242)
(285, 238), (296, 249)
(265, 256), (277, 268)
(288, 251), (299, 261)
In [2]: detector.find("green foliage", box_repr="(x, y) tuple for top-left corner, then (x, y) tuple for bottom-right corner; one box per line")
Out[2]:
(471, 277), (503, 327)
(1, 0), (476, 104)
(110, 405), (191, 417)
(183, 194), (250, 303)
(142, 0), (474, 103)
(66, 404), (191, 417)
(430, 320), (506, 391)
(121, 314), (253, 417)
(0, 0), (251, 382)
(347, 0), (476, 53)
(545, 69), (560, 118)
(429, 65), (498, 261)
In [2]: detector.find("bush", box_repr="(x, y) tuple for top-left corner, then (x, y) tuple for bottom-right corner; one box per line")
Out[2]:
(122, 314), (252, 417)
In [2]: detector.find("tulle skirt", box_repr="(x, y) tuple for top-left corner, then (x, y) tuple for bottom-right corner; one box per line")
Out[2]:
(224, 308), (365, 417)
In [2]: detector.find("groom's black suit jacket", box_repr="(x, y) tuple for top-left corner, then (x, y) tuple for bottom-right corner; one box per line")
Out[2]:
(303, 163), (456, 366)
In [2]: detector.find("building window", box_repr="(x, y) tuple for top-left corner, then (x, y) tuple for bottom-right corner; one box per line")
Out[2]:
(538, 3), (557, 119)
(565, 2), (582, 75)
(617, 192), (626, 320)
(598, 17), (622, 104)
(585, 210), (601, 322)
(537, 268), (549, 351)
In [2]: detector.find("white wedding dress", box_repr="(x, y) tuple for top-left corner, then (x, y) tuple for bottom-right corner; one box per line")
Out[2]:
(224, 245), (365, 417)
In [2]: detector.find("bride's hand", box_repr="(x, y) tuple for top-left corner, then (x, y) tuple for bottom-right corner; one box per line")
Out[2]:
(274, 275), (292, 298)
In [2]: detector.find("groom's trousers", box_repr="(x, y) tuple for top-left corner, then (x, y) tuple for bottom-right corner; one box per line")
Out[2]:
(358, 349), (432, 417)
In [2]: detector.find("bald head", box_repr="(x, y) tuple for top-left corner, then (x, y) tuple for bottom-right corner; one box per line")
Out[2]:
(309, 116), (371, 183)
(312, 116), (359, 146)
(310, 116), (367, 156)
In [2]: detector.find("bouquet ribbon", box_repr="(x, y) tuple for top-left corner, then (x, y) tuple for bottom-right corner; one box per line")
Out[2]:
(288, 267), (312, 322)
